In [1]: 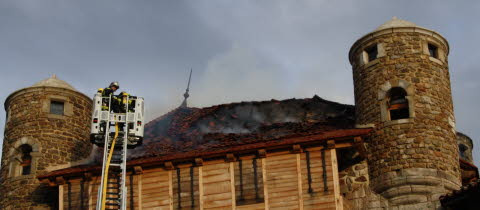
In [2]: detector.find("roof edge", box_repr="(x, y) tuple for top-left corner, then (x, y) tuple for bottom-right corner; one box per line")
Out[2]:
(5, 86), (92, 111)
(38, 128), (372, 180)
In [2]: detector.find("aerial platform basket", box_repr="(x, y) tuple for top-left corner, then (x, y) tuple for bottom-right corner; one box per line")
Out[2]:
(90, 93), (145, 147)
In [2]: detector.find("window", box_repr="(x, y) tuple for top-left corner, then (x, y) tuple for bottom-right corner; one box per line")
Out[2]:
(5, 107), (9, 123)
(50, 101), (64, 115)
(235, 158), (264, 205)
(19, 144), (32, 175)
(388, 87), (409, 120)
(428, 43), (438, 58)
(365, 44), (378, 62)
(459, 144), (468, 160)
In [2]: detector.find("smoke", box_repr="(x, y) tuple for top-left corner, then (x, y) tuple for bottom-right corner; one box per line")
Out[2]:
(191, 97), (352, 135)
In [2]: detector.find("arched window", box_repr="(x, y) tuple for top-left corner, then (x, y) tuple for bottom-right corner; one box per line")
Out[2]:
(388, 87), (409, 120)
(458, 144), (468, 160)
(19, 144), (32, 175)
(7, 138), (40, 178)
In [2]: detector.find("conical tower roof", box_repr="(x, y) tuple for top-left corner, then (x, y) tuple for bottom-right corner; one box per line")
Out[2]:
(31, 74), (76, 91)
(374, 16), (427, 31)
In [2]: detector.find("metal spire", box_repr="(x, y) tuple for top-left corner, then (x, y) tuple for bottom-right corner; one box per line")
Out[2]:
(181, 69), (192, 108)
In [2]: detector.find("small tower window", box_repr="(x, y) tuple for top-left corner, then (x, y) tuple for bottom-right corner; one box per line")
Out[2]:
(50, 101), (64, 115)
(388, 87), (409, 120)
(5, 107), (10, 123)
(19, 144), (32, 175)
(365, 44), (378, 62)
(428, 43), (438, 58)
(458, 144), (468, 160)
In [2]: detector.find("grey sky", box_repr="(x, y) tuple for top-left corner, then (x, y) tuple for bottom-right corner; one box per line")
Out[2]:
(1, 0), (479, 165)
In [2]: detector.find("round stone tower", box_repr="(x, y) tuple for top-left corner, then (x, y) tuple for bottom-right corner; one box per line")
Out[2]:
(0, 75), (92, 209)
(349, 18), (461, 208)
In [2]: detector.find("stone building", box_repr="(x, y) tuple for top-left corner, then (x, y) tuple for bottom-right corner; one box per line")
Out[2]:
(1, 18), (478, 209)
(0, 75), (93, 209)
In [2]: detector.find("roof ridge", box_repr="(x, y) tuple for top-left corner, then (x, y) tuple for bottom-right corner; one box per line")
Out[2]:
(185, 95), (353, 112)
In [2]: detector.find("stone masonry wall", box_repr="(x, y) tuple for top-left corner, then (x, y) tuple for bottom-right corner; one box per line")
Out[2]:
(350, 29), (461, 208)
(0, 87), (92, 209)
(340, 160), (370, 209)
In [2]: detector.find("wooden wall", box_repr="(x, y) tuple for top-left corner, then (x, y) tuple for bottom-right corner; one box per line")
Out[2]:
(57, 147), (343, 210)
(201, 161), (234, 209)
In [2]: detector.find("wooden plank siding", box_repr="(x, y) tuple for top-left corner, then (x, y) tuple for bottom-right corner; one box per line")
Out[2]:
(201, 162), (233, 209)
(266, 153), (300, 209)
(127, 174), (139, 210)
(143, 168), (173, 209)
(300, 148), (336, 210)
(89, 176), (101, 210)
(61, 179), (88, 210)
(59, 147), (343, 210)
(85, 174), (138, 210)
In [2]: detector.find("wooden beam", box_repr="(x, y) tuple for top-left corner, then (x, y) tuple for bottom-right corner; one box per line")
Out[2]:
(169, 170), (173, 210)
(134, 166), (143, 174)
(330, 149), (344, 210)
(138, 174), (143, 210)
(296, 153), (304, 210)
(46, 178), (57, 187)
(165, 161), (174, 170)
(83, 172), (92, 181)
(56, 176), (66, 185)
(262, 158), (269, 210)
(199, 166), (204, 210)
(353, 136), (362, 144)
(258, 149), (266, 158)
(292, 144), (302, 153)
(335, 142), (355, 149)
(327, 140), (336, 149)
(195, 158), (204, 166)
(59, 184), (64, 210)
(354, 137), (367, 158)
(88, 180), (93, 210)
(230, 162), (236, 210)
(226, 153), (236, 162)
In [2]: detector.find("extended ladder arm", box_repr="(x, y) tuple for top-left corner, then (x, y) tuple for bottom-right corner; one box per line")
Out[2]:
(100, 123), (119, 210)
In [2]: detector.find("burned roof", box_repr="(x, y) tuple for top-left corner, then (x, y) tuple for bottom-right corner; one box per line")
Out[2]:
(130, 95), (355, 159)
(38, 95), (366, 179)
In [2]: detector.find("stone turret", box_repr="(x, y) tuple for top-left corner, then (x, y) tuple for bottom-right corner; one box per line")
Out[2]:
(349, 17), (461, 209)
(0, 75), (93, 209)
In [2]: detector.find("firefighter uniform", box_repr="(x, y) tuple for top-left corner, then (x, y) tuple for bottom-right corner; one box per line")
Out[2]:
(98, 81), (120, 111)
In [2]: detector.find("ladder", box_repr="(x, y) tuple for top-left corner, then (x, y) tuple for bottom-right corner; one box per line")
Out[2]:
(90, 91), (145, 210)
(96, 97), (129, 210)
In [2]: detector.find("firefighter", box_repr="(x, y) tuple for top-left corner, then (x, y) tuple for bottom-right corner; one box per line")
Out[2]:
(118, 91), (136, 113)
(97, 81), (120, 111)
